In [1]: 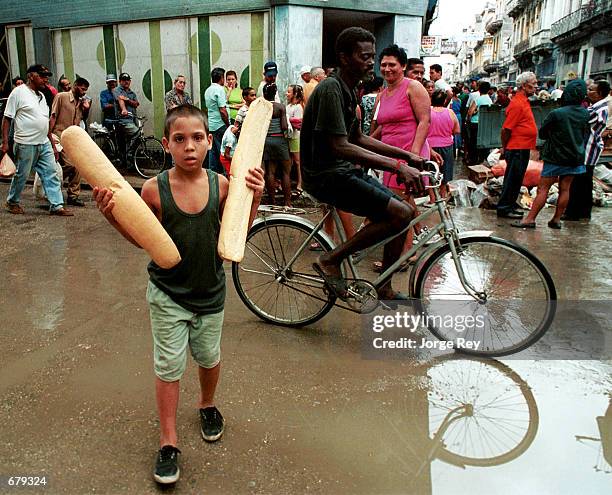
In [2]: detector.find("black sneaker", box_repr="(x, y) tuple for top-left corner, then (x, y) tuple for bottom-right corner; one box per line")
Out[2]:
(66, 197), (85, 207)
(154, 445), (180, 484)
(199, 406), (224, 442)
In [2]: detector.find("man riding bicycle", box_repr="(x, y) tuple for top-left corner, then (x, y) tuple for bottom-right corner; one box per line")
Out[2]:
(301, 27), (430, 301)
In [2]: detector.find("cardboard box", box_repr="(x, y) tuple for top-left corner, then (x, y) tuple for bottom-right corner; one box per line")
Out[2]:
(468, 164), (493, 184)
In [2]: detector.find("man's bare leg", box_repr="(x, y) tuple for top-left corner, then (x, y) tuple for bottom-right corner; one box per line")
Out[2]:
(317, 198), (413, 297)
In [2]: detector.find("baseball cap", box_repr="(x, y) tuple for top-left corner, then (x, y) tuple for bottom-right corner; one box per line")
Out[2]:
(119, 72), (131, 81)
(299, 65), (311, 75)
(106, 74), (117, 82)
(263, 61), (278, 77)
(26, 64), (52, 77)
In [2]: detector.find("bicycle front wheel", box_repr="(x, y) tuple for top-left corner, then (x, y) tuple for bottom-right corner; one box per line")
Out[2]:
(426, 356), (539, 467)
(415, 237), (556, 357)
(232, 218), (336, 327)
(133, 137), (166, 178)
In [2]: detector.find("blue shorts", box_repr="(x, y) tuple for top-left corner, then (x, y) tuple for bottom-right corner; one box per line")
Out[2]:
(541, 163), (586, 177)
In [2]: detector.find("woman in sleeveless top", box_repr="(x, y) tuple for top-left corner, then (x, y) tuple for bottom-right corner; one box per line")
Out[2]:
(369, 44), (431, 269)
(262, 83), (292, 206)
(224, 70), (243, 123)
(429, 89), (460, 198)
(285, 84), (305, 195)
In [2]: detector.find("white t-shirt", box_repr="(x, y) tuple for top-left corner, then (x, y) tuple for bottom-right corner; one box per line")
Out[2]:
(220, 127), (237, 158)
(3, 84), (50, 145)
(435, 78), (451, 93)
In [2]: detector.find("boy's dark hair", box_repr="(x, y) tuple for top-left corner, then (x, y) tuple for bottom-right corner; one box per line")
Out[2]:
(363, 76), (384, 94)
(431, 89), (447, 107)
(379, 44), (408, 65)
(335, 27), (375, 62)
(164, 104), (209, 138)
(478, 80), (491, 94)
(263, 83), (277, 101)
(407, 58), (424, 70)
(430, 63), (442, 74)
(210, 67), (225, 84)
(594, 79), (611, 97)
(241, 86), (254, 98)
(74, 77), (89, 87)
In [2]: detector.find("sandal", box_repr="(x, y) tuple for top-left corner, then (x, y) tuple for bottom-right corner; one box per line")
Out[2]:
(309, 241), (323, 251)
(547, 220), (562, 229)
(291, 187), (303, 199)
(510, 221), (536, 229)
(312, 261), (347, 299)
(372, 258), (416, 273)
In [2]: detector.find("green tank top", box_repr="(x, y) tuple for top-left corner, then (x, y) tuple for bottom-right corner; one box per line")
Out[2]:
(148, 170), (225, 314)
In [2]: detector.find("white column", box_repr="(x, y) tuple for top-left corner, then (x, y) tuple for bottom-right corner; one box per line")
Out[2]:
(393, 15), (423, 57)
(273, 5), (323, 99)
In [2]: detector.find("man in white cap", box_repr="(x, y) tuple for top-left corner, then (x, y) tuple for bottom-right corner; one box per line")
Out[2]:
(299, 65), (312, 85)
(302, 66), (318, 105)
(100, 74), (117, 129)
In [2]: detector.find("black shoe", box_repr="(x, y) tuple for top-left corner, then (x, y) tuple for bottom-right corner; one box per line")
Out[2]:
(154, 445), (180, 484)
(497, 210), (524, 219)
(200, 406), (224, 442)
(66, 197), (85, 207)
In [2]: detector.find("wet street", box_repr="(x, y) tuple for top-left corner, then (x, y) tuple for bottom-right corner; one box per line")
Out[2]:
(0, 182), (610, 494)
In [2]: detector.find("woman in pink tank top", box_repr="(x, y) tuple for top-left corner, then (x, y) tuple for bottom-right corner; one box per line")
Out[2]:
(428, 89), (460, 198)
(369, 45), (432, 269)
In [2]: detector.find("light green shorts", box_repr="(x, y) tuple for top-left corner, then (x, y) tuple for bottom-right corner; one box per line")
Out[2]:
(147, 281), (224, 382)
(289, 137), (300, 153)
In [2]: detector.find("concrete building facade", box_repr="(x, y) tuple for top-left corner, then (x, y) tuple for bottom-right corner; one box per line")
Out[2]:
(551, 0), (612, 85)
(0, 0), (436, 137)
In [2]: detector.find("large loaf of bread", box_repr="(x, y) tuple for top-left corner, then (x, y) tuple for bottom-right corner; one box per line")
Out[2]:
(61, 126), (181, 269)
(218, 98), (273, 262)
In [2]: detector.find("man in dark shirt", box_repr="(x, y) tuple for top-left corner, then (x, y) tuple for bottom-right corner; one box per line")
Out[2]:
(301, 27), (425, 300)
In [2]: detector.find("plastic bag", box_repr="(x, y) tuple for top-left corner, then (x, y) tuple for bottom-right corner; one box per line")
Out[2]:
(448, 179), (477, 207)
(471, 183), (488, 208)
(33, 161), (63, 200)
(487, 149), (501, 167)
(0, 153), (16, 177)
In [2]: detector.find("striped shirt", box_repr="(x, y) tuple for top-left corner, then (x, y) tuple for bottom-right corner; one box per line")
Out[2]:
(584, 99), (608, 167)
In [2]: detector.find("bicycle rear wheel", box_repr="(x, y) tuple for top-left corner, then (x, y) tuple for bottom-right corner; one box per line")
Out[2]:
(414, 236), (556, 357)
(93, 133), (115, 160)
(133, 137), (166, 178)
(232, 218), (336, 326)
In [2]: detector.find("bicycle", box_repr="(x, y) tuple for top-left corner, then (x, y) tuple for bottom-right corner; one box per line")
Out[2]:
(232, 161), (557, 357)
(91, 116), (167, 179)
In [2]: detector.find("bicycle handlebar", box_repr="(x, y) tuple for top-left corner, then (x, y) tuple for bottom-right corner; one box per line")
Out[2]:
(420, 160), (442, 185)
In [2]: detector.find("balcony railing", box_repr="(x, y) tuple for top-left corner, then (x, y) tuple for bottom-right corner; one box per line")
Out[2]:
(507, 0), (526, 18)
(485, 17), (504, 34)
(514, 38), (530, 56)
(530, 29), (552, 51)
(551, 0), (612, 39)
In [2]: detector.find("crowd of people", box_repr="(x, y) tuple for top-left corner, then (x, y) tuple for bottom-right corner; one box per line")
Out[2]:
(2, 25), (612, 488)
